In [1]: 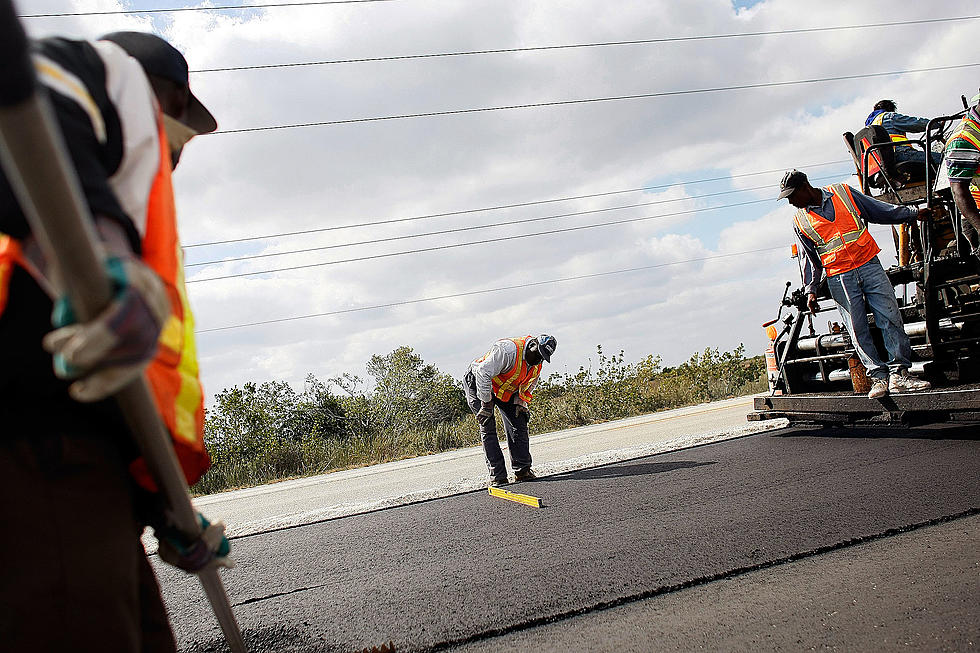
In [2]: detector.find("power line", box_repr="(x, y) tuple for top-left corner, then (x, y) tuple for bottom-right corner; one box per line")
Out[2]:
(212, 63), (980, 134)
(20, 0), (399, 18)
(185, 170), (848, 268)
(184, 160), (849, 248)
(186, 197), (774, 283)
(187, 16), (980, 74)
(196, 245), (789, 333)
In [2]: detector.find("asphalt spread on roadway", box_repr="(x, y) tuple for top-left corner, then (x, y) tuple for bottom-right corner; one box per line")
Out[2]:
(156, 423), (980, 652)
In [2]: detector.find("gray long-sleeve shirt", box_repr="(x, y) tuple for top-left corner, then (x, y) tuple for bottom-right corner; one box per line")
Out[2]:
(467, 338), (537, 406)
(795, 185), (917, 294)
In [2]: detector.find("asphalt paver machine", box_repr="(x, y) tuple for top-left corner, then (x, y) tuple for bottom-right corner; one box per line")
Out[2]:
(750, 104), (980, 426)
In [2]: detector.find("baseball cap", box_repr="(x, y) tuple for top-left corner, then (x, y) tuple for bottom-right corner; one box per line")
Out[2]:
(536, 334), (557, 363)
(777, 169), (807, 200)
(100, 31), (217, 135)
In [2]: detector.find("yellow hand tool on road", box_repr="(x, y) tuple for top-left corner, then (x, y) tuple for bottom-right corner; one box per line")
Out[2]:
(489, 486), (542, 508)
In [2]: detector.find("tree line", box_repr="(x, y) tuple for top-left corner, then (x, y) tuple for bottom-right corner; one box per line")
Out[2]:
(193, 344), (765, 495)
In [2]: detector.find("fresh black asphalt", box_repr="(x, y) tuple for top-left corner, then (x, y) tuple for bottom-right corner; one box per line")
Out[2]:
(155, 424), (980, 652)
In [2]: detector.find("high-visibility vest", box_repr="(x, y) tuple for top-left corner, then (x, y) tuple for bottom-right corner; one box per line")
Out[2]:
(476, 336), (542, 403)
(0, 114), (210, 491)
(870, 112), (910, 144)
(0, 235), (23, 317)
(946, 110), (980, 205)
(794, 184), (881, 277)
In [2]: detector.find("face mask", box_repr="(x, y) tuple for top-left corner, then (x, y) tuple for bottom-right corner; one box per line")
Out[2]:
(162, 114), (198, 169)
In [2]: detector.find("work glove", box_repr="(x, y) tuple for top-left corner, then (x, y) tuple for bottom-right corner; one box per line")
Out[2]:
(42, 256), (170, 402)
(476, 401), (494, 426)
(515, 404), (530, 421)
(156, 512), (234, 573)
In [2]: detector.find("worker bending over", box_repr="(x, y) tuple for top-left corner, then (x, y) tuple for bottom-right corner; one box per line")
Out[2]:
(464, 335), (557, 486)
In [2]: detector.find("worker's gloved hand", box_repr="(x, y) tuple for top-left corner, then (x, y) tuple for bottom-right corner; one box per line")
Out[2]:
(916, 206), (944, 221)
(156, 512), (234, 573)
(807, 292), (820, 314)
(42, 256), (170, 402)
(476, 401), (494, 425)
(515, 404), (530, 421)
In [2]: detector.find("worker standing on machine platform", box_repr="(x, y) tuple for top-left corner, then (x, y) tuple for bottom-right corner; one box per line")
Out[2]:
(944, 91), (980, 255)
(463, 334), (557, 487)
(778, 170), (940, 399)
(865, 99), (943, 168)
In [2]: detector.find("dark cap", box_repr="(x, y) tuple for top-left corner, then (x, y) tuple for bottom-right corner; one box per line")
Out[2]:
(535, 334), (557, 363)
(777, 169), (808, 200)
(100, 31), (216, 134)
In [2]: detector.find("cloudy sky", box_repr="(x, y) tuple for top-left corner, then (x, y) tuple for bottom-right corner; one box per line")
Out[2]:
(18, 0), (980, 402)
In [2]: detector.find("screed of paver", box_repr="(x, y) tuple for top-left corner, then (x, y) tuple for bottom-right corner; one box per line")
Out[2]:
(450, 514), (980, 653)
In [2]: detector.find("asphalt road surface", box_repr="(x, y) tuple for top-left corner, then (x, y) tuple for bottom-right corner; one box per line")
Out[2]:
(189, 396), (767, 539)
(157, 421), (980, 653)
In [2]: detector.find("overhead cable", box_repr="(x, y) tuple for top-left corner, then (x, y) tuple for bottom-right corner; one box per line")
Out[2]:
(187, 15), (980, 74)
(21, 0), (399, 17)
(184, 160), (849, 248)
(186, 197), (774, 283)
(196, 245), (789, 333)
(186, 170), (848, 268)
(211, 63), (980, 134)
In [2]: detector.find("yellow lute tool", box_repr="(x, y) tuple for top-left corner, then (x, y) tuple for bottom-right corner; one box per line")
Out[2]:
(489, 486), (542, 508)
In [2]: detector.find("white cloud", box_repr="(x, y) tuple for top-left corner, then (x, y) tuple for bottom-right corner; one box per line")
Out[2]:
(20, 0), (979, 400)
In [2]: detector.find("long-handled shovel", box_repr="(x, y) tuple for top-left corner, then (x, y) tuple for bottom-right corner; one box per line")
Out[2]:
(0, 4), (245, 651)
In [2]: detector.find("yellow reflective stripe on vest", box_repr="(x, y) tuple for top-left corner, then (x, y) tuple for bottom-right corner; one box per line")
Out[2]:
(797, 185), (868, 257)
(871, 112), (909, 144)
(494, 336), (531, 399)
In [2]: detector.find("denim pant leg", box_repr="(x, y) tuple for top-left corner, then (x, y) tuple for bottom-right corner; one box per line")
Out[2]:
(496, 400), (531, 472)
(827, 267), (889, 380)
(858, 260), (911, 374)
(462, 373), (506, 478)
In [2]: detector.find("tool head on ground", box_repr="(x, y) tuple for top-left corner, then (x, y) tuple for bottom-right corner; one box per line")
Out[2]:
(99, 31), (217, 136)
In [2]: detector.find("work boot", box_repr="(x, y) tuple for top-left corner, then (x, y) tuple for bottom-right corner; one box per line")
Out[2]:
(888, 371), (931, 393)
(514, 468), (537, 482)
(867, 378), (888, 399)
(489, 475), (509, 487)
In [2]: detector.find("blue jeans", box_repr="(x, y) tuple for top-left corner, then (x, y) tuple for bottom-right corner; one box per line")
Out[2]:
(894, 146), (942, 168)
(463, 370), (531, 479)
(826, 257), (911, 380)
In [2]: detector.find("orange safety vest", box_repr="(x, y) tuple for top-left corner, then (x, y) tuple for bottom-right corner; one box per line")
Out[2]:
(476, 336), (542, 403)
(793, 183), (880, 277)
(870, 112), (910, 144)
(0, 114), (209, 491)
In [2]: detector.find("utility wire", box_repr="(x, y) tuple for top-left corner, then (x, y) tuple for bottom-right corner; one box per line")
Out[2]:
(212, 63), (980, 134)
(186, 170), (848, 268)
(21, 0), (399, 17)
(184, 160), (849, 248)
(196, 245), (789, 333)
(186, 197), (773, 283)
(187, 15), (980, 74)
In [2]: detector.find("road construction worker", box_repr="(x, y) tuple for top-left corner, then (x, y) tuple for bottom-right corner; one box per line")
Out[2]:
(943, 90), (980, 254)
(865, 99), (943, 168)
(778, 170), (940, 399)
(0, 32), (221, 652)
(463, 334), (557, 486)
